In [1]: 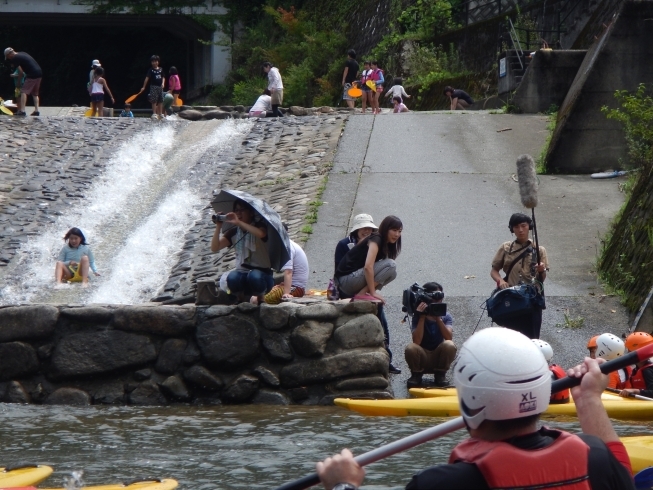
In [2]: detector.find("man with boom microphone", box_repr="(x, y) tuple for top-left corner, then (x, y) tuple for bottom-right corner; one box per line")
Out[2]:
(315, 328), (634, 490)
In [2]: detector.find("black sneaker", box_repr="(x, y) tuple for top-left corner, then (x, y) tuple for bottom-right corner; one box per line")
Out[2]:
(433, 373), (448, 387)
(406, 372), (423, 388)
(15, 111), (26, 116)
(389, 364), (402, 374)
(30, 111), (40, 116)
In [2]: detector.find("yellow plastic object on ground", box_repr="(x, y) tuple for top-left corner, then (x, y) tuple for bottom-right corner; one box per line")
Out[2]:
(176, 97), (183, 106)
(347, 87), (362, 98)
(334, 392), (653, 421)
(84, 107), (93, 117)
(0, 465), (53, 487)
(0, 105), (12, 116)
(41, 479), (178, 490)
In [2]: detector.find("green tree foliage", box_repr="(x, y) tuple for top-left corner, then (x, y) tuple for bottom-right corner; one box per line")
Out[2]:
(601, 84), (653, 168)
(598, 84), (653, 311)
(213, 5), (347, 107)
(73, 0), (210, 14)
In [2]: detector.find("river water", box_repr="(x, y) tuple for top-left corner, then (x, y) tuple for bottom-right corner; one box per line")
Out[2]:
(2, 404), (651, 489)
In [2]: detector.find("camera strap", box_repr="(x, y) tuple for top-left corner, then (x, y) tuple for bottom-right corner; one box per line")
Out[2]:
(503, 246), (532, 282)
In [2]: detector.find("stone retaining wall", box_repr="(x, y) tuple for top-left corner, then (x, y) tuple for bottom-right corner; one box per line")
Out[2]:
(176, 105), (353, 121)
(0, 301), (392, 406)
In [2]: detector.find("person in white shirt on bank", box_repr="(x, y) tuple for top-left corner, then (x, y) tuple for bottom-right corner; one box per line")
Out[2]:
(249, 89), (273, 117)
(255, 223), (309, 305)
(262, 61), (284, 117)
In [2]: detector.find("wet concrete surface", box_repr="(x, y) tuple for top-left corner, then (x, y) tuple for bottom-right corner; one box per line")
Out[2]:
(305, 111), (629, 398)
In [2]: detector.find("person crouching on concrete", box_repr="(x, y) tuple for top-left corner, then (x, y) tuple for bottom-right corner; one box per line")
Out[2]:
(211, 199), (273, 304)
(405, 282), (456, 388)
(55, 227), (100, 287)
(256, 223), (308, 305)
(444, 85), (474, 110)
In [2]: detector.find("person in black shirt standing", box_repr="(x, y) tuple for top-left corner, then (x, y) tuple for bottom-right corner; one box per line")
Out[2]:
(138, 55), (165, 119)
(4, 48), (42, 116)
(444, 85), (474, 110)
(341, 49), (359, 109)
(316, 327), (635, 490)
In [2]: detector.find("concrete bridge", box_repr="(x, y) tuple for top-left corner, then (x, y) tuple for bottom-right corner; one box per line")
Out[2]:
(0, 0), (230, 98)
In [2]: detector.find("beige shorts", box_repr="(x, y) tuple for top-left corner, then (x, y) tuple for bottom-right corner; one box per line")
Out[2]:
(271, 89), (283, 106)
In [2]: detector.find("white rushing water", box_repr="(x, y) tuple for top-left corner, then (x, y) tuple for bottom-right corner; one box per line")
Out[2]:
(0, 119), (253, 305)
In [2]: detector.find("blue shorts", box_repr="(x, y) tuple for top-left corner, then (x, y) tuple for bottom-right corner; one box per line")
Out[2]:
(91, 93), (104, 102)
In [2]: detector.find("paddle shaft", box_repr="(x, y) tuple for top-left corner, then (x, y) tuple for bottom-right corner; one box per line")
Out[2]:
(276, 342), (653, 490)
(605, 386), (653, 401)
(274, 417), (466, 490)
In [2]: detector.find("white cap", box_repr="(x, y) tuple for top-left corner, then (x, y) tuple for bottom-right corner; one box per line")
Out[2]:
(91, 59), (101, 67)
(349, 213), (377, 235)
(4, 47), (15, 59)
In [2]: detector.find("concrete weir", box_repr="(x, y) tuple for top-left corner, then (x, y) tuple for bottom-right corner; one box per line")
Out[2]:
(0, 302), (391, 405)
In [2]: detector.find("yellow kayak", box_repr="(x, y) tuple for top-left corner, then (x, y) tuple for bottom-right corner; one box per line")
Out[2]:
(409, 387), (457, 398)
(0, 465), (53, 487)
(622, 436), (653, 473)
(334, 392), (653, 421)
(42, 479), (178, 490)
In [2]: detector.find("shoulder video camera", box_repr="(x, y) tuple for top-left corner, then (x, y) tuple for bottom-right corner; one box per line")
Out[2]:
(402, 283), (447, 317)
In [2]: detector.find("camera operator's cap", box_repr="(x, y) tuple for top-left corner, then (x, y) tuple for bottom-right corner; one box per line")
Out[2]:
(349, 214), (378, 234)
(91, 59), (101, 67)
(4, 48), (15, 59)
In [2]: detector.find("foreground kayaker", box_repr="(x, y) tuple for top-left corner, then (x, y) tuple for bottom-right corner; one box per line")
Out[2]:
(317, 327), (634, 490)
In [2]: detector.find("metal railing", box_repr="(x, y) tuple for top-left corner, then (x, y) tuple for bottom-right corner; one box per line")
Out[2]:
(507, 18), (525, 70)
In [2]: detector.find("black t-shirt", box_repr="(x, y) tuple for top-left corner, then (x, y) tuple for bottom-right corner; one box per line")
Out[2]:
(452, 89), (473, 104)
(344, 59), (359, 84)
(637, 363), (653, 398)
(147, 67), (164, 87)
(13, 52), (42, 79)
(405, 428), (634, 490)
(335, 234), (383, 277)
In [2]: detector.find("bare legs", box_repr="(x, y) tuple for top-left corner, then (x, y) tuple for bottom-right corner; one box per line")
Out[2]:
(55, 256), (90, 286)
(92, 100), (105, 117)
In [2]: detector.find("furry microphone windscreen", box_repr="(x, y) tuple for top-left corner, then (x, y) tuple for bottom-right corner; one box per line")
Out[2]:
(516, 154), (538, 209)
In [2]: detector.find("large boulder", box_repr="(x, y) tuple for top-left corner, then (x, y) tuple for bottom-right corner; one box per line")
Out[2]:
(252, 389), (290, 405)
(159, 375), (191, 401)
(260, 331), (293, 362)
(196, 316), (260, 369)
(129, 380), (168, 405)
(290, 321), (333, 357)
(3, 381), (31, 403)
(222, 374), (259, 403)
(333, 314), (384, 349)
(45, 387), (91, 406)
(51, 330), (157, 378)
(253, 366), (280, 387)
(295, 304), (339, 321)
(280, 349), (389, 387)
(203, 110), (231, 120)
(342, 302), (378, 315)
(155, 339), (187, 374)
(0, 342), (39, 381)
(113, 305), (195, 336)
(177, 109), (203, 121)
(60, 306), (114, 323)
(204, 305), (236, 318)
(93, 381), (125, 404)
(183, 365), (223, 391)
(259, 303), (299, 330)
(0, 305), (58, 341)
(334, 376), (389, 391)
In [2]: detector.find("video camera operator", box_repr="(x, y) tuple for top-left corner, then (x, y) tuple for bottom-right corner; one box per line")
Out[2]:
(404, 282), (457, 388)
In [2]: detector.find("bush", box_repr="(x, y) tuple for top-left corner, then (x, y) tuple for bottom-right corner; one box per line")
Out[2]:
(232, 78), (267, 106)
(601, 83), (653, 168)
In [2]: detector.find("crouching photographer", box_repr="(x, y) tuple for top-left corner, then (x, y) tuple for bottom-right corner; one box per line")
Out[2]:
(403, 282), (457, 388)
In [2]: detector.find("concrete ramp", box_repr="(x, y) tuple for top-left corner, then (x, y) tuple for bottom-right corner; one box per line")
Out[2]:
(545, 0), (653, 173)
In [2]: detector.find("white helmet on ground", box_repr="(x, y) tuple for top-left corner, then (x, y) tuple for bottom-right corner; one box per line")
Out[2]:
(453, 327), (551, 430)
(531, 339), (553, 362)
(595, 333), (625, 361)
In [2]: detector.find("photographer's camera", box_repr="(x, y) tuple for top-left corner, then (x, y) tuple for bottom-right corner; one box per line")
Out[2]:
(402, 282), (446, 317)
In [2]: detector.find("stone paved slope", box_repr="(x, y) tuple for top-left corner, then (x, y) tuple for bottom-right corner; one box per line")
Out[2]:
(305, 112), (630, 397)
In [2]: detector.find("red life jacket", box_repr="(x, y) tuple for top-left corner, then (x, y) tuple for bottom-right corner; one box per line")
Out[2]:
(608, 366), (633, 389)
(449, 429), (591, 490)
(550, 364), (570, 404)
(629, 362), (653, 390)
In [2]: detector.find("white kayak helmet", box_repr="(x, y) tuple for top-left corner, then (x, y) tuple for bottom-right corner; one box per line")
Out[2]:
(531, 339), (553, 362)
(453, 327), (551, 430)
(595, 333), (625, 361)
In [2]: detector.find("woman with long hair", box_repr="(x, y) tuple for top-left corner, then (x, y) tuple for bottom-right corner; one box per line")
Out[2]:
(335, 215), (402, 303)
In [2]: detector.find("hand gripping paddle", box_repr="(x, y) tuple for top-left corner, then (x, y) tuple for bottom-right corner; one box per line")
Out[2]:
(275, 343), (653, 490)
